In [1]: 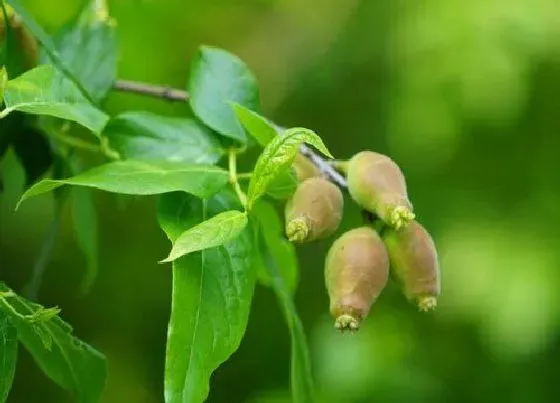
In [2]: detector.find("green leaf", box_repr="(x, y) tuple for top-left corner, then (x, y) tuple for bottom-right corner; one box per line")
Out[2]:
(17, 160), (229, 208)
(0, 283), (106, 403)
(266, 169), (298, 200)
(12, 125), (53, 186)
(0, 311), (18, 403)
(71, 187), (98, 293)
(51, 1), (117, 102)
(157, 191), (257, 403)
(252, 201), (298, 294)
(251, 213), (314, 402)
(6, 0), (93, 101)
(103, 112), (223, 164)
(161, 210), (248, 263)
(247, 128), (332, 209)
(230, 102), (277, 147)
(1, 65), (109, 134)
(188, 46), (260, 144)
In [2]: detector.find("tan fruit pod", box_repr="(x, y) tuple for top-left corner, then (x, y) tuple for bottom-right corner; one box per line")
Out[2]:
(285, 177), (343, 243)
(346, 151), (414, 230)
(293, 154), (321, 182)
(383, 220), (440, 311)
(325, 227), (389, 331)
(1, 9), (39, 70)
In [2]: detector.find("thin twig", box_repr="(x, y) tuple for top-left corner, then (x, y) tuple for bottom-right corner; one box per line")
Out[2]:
(111, 80), (349, 189)
(113, 80), (190, 102)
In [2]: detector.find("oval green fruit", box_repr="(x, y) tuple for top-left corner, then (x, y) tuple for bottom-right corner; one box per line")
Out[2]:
(325, 227), (389, 331)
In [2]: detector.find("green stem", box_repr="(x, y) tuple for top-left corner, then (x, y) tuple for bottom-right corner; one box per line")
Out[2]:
(48, 131), (103, 154)
(237, 173), (252, 180)
(228, 149), (248, 209)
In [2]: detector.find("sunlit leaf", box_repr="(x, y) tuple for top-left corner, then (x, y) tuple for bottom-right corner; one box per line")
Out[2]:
(161, 210), (248, 263)
(247, 128), (332, 209)
(0, 282), (106, 403)
(189, 46), (260, 144)
(230, 102), (277, 147)
(104, 112), (223, 164)
(1, 65), (109, 134)
(17, 160), (229, 208)
(0, 311), (17, 403)
(157, 191), (256, 403)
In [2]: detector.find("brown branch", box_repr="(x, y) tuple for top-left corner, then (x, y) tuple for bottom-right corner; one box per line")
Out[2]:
(113, 80), (190, 102)
(111, 80), (348, 189)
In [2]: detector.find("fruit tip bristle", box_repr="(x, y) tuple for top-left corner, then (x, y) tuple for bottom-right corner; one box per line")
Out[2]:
(418, 296), (437, 312)
(334, 314), (361, 332)
(286, 218), (309, 242)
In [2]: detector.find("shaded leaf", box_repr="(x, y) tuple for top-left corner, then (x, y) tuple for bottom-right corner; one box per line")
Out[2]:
(12, 125), (52, 186)
(0, 111), (24, 162)
(104, 111), (223, 164)
(247, 128), (332, 209)
(157, 191), (256, 403)
(230, 102), (277, 147)
(161, 210), (248, 263)
(1, 65), (109, 134)
(251, 214), (314, 402)
(0, 311), (17, 403)
(51, 1), (117, 102)
(266, 169), (298, 200)
(71, 187), (98, 293)
(0, 282), (106, 403)
(188, 46), (260, 144)
(17, 160), (229, 208)
(252, 201), (298, 294)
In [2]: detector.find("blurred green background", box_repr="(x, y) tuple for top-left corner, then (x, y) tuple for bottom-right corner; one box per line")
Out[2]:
(2, 0), (560, 402)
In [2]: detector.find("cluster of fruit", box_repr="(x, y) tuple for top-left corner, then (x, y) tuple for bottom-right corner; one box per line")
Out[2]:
(286, 151), (441, 331)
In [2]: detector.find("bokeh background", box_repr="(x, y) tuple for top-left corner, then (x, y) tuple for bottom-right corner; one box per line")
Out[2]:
(2, 0), (560, 402)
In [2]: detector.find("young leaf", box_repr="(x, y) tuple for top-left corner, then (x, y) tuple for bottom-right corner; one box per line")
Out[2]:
(0, 282), (106, 403)
(247, 128), (333, 209)
(17, 160), (229, 208)
(1, 65), (109, 134)
(161, 210), (248, 263)
(5, 0), (93, 101)
(230, 102), (277, 147)
(252, 201), (298, 294)
(251, 210), (314, 402)
(157, 191), (256, 403)
(0, 311), (17, 403)
(103, 112), (223, 164)
(188, 46), (260, 144)
(51, 0), (117, 102)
